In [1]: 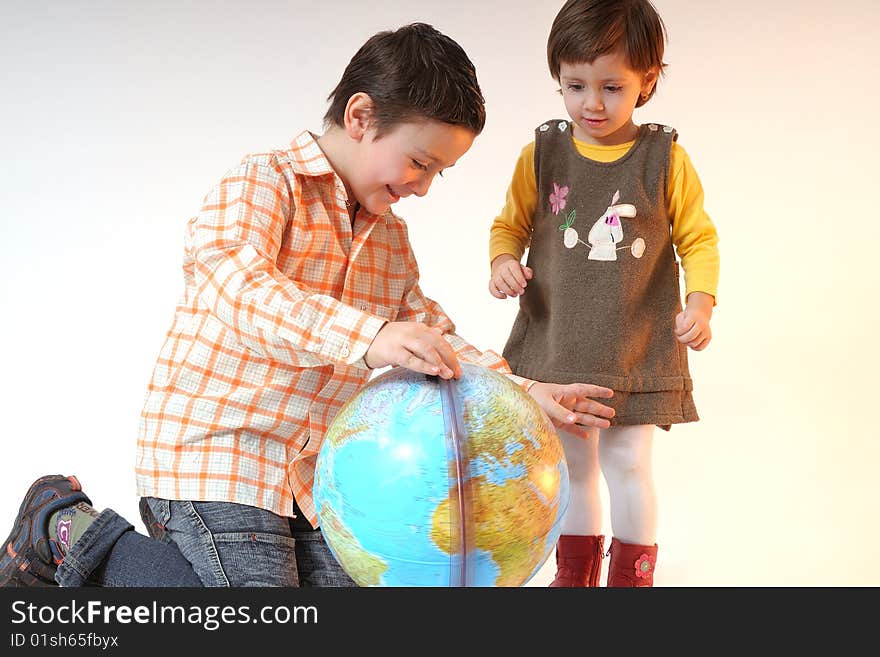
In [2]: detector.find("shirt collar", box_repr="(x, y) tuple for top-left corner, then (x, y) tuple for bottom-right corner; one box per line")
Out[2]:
(286, 130), (337, 177)
(284, 130), (393, 222)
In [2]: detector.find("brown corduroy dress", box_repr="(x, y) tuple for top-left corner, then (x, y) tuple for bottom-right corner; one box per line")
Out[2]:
(502, 120), (698, 429)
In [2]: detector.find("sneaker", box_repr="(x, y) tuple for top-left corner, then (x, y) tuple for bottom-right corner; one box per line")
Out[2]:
(0, 475), (91, 587)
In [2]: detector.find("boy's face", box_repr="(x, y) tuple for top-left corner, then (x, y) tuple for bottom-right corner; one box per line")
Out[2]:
(351, 120), (475, 215)
(558, 52), (656, 146)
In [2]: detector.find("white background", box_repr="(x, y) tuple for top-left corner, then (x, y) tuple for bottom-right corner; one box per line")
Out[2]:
(2, 0), (878, 586)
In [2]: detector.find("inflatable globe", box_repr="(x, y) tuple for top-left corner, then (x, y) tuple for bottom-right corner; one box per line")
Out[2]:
(313, 363), (569, 587)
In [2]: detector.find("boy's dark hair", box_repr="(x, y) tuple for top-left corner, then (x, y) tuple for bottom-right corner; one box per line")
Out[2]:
(547, 0), (667, 106)
(324, 22), (486, 136)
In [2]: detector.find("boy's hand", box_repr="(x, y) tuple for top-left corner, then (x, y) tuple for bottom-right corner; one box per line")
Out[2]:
(527, 382), (615, 439)
(365, 322), (461, 379)
(489, 254), (533, 299)
(674, 291), (714, 351)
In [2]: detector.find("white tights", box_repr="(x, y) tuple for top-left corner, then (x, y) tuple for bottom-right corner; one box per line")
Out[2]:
(558, 424), (657, 545)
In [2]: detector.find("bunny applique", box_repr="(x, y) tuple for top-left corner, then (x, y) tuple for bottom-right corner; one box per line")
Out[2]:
(555, 188), (646, 261)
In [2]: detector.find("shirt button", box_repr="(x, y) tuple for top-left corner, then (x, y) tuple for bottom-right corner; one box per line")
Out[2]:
(360, 304), (368, 311)
(340, 345), (351, 358)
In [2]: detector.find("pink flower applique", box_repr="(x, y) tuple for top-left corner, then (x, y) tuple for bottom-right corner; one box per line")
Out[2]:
(634, 553), (655, 579)
(549, 182), (569, 214)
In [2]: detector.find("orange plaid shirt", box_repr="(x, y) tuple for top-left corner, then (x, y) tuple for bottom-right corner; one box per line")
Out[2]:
(135, 130), (528, 527)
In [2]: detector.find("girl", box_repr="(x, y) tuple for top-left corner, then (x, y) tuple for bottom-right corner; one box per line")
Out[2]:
(488, 0), (720, 586)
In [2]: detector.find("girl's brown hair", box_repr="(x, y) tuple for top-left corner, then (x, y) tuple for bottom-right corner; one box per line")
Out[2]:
(547, 0), (667, 106)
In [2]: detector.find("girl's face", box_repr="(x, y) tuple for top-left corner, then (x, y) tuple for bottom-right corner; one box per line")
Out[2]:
(351, 120), (474, 216)
(559, 52), (657, 146)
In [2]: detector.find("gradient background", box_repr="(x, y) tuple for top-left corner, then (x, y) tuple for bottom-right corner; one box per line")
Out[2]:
(1, 1), (877, 586)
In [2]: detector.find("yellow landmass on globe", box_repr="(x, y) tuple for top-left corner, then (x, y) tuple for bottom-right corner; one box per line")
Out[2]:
(323, 401), (366, 449)
(320, 503), (388, 586)
(430, 374), (564, 586)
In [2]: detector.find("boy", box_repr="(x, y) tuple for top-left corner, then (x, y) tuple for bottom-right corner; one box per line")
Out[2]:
(1, 23), (615, 587)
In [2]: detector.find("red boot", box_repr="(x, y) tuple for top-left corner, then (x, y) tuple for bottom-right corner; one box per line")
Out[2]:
(606, 537), (658, 587)
(549, 535), (605, 587)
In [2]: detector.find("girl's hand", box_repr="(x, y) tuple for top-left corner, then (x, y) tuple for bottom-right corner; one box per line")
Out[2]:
(527, 382), (615, 439)
(675, 291), (714, 351)
(489, 254), (533, 299)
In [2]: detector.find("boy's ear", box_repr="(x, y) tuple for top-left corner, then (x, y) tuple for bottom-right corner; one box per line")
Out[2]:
(344, 92), (375, 141)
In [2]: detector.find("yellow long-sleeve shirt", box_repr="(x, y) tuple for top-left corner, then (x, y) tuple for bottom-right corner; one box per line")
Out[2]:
(489, 134), (720, 300)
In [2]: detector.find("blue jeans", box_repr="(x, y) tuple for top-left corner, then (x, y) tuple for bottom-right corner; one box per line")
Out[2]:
(55, 498), (355, 587)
